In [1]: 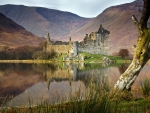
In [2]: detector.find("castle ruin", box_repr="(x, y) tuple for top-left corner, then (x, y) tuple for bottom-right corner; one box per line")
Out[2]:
(44, 24), (110, 60)
(78, 24), (110, 55)
(43, 33), (78, 59)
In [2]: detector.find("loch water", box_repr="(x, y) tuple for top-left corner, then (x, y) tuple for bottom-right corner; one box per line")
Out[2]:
(0, 62), (149, 107)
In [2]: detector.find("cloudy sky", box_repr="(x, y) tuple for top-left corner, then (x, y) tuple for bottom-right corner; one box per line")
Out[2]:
(0, 0), (135, 17)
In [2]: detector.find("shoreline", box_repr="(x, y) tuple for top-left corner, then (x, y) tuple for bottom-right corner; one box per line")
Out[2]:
(0, 59), (132, 63)
(0, 60), (53, 63)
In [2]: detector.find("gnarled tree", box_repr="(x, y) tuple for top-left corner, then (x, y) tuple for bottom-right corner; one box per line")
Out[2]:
(114, 0), (150, 91)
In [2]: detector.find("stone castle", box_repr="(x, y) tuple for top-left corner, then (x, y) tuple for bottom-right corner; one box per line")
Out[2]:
(78, 24), (110, 55)
(43, 33), (78, 59)
(44, 24), (110, 59)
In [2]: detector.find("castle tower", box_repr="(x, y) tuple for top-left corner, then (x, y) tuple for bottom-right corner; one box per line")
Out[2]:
(98, 24), (104, 34)
(69, 37), (72, 46)
(84, 34), (88, 44)
(97, 24), (110, 55)
(46, 33), (51, 45)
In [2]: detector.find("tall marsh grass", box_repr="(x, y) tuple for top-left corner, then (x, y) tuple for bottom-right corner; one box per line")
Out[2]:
(141, 78), (150, 98)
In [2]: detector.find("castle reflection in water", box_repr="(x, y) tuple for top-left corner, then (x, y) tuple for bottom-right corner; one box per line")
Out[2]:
(1, 62), (149, 107)
(0, 62), (110, 107)
(44, 62), (109, 89)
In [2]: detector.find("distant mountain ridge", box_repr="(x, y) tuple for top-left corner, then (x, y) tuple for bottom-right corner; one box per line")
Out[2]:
(0, 0), (149, 54)
(0, 12), (44, 47)
(0, 5), (91, 40)
(65, 0), (149, 54)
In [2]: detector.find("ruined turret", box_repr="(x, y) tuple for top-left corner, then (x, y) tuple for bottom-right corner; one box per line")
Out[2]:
(89, 32), (96, 40)
(98, 24), (110, 34)
(46, 33), (51, 45)
(69, 37), (72, 46)
(83, 34), (88, 44)
(43, 33), (51, 51)
(78, 24), (110, 55)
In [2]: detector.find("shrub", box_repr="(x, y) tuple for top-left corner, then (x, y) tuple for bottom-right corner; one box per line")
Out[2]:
(0, 45), (43, 60)
(118, 49), (129, 59)
(32, 50), (57, 60)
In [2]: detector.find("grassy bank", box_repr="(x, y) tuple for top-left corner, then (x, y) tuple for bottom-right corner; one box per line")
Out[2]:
(80, 52), (132, 64)
(0, 60), (54, 63)
(0, 52), (131, 64)
(1, 99), (150, 113)
(57, 52), (130, 63)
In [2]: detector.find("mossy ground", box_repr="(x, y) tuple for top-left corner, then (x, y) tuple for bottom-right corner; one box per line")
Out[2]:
(57, 52), (126, 63)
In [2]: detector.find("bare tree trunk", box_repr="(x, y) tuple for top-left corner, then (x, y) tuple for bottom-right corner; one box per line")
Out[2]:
(114, 0), (150, 91)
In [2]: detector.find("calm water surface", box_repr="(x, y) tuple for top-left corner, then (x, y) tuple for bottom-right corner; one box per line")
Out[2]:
(0, 62), (150, 107)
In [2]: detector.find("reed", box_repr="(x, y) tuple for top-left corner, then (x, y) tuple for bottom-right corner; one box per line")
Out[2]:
(141, 78), (150, 98)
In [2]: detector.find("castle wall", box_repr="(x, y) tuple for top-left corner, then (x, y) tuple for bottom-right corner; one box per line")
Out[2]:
(46, 42), (78, 59)
(46, 45), (72, 54)
(44, 24), (109, 57)
(72, 42), (78, 57)
(78, 32), (109, 55)
(78, 46), (107, 54)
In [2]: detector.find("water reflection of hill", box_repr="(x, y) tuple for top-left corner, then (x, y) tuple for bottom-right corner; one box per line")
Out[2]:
(1, 62), (150, 106)
(0, 63), (108, 106)
(0, 64), (44, 97)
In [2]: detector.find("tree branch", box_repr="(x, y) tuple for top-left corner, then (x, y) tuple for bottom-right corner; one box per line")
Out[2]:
(132, 15), (139, 28)
(132, 45), (136, 53)
(140, 0), (150, 29)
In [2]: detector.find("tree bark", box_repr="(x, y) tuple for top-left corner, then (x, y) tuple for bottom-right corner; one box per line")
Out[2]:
(114, 0), (150, 91)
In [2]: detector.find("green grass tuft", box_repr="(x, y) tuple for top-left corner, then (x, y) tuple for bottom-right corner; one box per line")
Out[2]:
(141, 78), (150, 98)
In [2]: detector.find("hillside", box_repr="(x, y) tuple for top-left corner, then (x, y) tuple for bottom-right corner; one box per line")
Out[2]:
(65, 0), (149, 54)
(0, 12), (44, 47)
(0, 5), (91, 40)
(0, 0), (148, 54)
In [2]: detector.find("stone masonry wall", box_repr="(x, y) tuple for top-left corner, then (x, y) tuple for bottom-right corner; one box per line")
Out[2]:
(44, 33), (78, 59)
(78, 25), (109, 55)
(46, 45), (72, 54)
(44, 24), (109, 56)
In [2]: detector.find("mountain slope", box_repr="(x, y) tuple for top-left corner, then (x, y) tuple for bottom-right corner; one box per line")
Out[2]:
(0, 5), (91, 40)
(0, 1), (147, 54)
(67, 0), (148, 54)
(0, 12), (44, 47)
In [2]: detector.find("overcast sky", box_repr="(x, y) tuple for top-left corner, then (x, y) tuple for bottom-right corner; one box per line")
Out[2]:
(0, 0), (135, 17)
